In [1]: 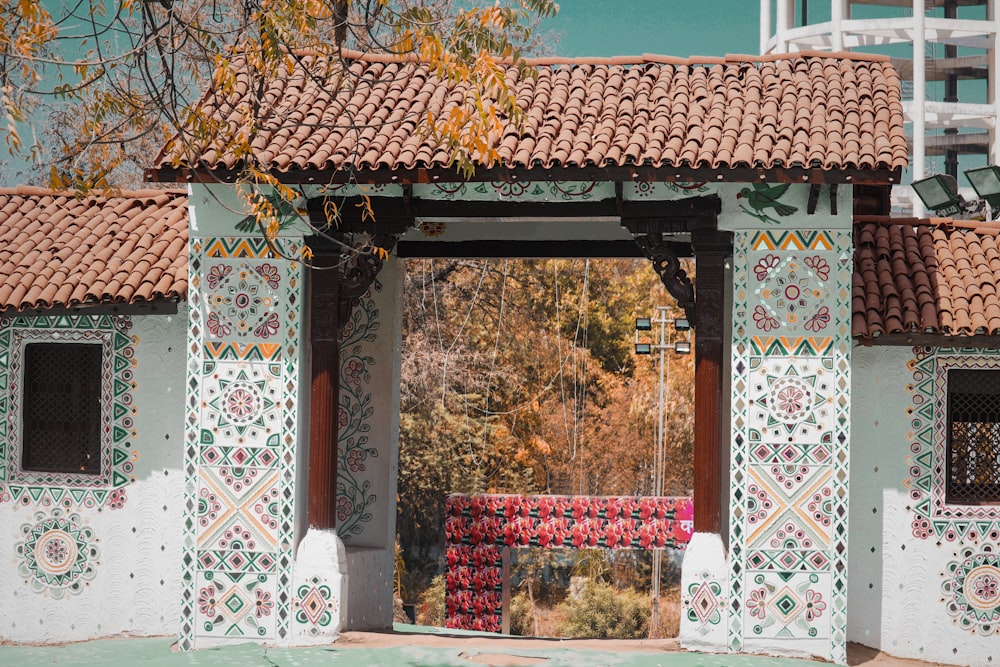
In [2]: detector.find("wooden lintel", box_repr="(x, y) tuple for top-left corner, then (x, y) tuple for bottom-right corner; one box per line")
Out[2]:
(0, 300), (179, 320)
(397, 239), (682, 259)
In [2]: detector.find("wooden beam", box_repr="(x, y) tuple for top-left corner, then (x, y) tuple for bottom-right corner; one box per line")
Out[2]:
(690, 230), (732, 535)
(307, 254), (340, 530)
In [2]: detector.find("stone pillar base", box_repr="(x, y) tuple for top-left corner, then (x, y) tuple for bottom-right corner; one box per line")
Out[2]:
(291, 528), (348, 644)
(679, 532), (728, 652)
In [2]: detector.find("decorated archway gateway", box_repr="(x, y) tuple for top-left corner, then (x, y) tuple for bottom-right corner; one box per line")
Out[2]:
(148, 50), (906, 662)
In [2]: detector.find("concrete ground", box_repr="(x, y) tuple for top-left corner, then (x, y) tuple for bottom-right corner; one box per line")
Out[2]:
(0, 625), (956, 667)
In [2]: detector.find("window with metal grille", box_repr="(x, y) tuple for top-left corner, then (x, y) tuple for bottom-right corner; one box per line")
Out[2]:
(21, 343), (103, 475)
(947, 369), (1000, 505)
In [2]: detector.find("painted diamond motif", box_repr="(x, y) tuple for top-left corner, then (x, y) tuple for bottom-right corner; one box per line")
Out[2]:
(299, 587), (328, 626)
(221, 586), (251, 621)
(770, 586), (802, 624)
(690, 581), (720, 625)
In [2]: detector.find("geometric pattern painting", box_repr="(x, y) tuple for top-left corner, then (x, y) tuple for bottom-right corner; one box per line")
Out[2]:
(292, 575), (340, 637)
(942, 544), (1000, 636)
(0, 314), (138, 509)
(180, 235), (302, 650)
(729, 229), (851, 663)
(337, 289), (379, 542)
(905, 349), (1000, 543)
(14, 508), (100, 598)
(444, 494), (694, 632)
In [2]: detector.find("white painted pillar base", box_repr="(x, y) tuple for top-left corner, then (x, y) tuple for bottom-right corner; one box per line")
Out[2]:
(291, 528), (348, 644)
(679, 532), (729, 652)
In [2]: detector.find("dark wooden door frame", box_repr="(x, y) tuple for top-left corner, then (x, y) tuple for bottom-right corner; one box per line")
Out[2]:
(305, 193), (730, 535)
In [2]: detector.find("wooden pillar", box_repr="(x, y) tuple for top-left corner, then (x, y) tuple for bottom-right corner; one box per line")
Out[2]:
(308, 256), (340, 530)
(690, 231), (730, 535)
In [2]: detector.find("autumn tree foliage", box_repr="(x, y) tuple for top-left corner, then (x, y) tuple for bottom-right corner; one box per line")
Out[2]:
(396, 258), (695, 583)
(1, 0), (556, 198)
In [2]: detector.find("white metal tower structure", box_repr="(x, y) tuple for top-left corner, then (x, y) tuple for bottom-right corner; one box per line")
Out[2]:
(760, 0), (1000, 215)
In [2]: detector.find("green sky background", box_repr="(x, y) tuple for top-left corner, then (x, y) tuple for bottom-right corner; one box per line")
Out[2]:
(544, 1), (759, 57)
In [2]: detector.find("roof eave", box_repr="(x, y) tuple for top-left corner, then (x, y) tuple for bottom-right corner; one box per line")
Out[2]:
(853, 332), (1000, 349)
(146, 164), (905, 187)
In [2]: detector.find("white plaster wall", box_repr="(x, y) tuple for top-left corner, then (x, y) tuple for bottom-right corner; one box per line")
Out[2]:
(339, 257), (402, 631)
(0, 308), (187, 643)
(851, 345), (999, 666)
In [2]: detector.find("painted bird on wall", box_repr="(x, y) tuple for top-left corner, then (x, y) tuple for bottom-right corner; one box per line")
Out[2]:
(737, 183), (799, 224)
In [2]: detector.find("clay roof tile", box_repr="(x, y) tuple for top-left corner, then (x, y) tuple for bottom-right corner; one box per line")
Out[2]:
(0, 187), (188, 314)
(152, 52), (907, 180)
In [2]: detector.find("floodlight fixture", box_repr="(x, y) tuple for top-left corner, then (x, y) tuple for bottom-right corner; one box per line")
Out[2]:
(911, 174), (963, 216)
(635, 317), (652, 331)
(674, 341), (691, 355)
(635, 342), (652, 355)
(673, 318), (690, 332)
(964, 166), (1000, 210)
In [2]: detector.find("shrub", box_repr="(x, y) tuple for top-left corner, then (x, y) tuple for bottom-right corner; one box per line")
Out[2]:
(556, 580), (650, 639)
(416, 574), (446, 627)
(510, 592), (534, 636)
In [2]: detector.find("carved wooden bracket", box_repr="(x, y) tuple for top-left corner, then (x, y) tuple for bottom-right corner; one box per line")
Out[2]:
(337, 233), (400, 330)
(633, 233), (696, 324)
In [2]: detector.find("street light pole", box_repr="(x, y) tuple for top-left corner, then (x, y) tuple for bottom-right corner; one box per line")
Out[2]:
(635, 307), (690, 637)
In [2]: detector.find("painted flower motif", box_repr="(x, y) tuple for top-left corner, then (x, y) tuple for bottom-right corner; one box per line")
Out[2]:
(493, 181), (528, 197)
(255, 263), (281, 289)
(338, 407), (349, 429)
(254, 589), (274, 618)
(253, 311), (280, 338)
(345, 359), (365, 385)
(775, 385), (806, 415)
(747, 587), (767, 619)
(44, 537), (69, 565)
(911, 515), (932, 539)
(754, 254), (780, 281)
(208, 264), (232, 289)
(225, 387), (259, 421)
(347, 449), (367, 472)
(973, 573), (999, 600)
(198, 586), (218, 616)
(804, 255), (830, 280)
(804, 589), (826, 621)
(418, 221), (447, 237)
(207, 311), (232, 338)
(107, 488), (127, 510)
(336, 497), (354, 522)
(752, 305), (779, 332)
(805, 306), (831, 332)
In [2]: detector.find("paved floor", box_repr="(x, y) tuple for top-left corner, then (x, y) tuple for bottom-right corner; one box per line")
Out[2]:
(0, 625), (948, 667)
(0, 636), (826, 667)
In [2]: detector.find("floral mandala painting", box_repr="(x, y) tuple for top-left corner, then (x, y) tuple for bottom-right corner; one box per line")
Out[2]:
(942, 545), (1000, 636)
(15, 508), (99, 598)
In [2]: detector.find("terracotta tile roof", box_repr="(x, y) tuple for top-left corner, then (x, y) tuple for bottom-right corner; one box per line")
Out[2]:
(150, 50), (907, 183)
(0, 186), (188, 314)
(853, 216), (1000, 341)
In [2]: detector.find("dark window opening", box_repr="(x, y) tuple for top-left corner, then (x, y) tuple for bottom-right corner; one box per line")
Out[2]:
(21, 342), (103, 475)
(947, 369), (1000, 505)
